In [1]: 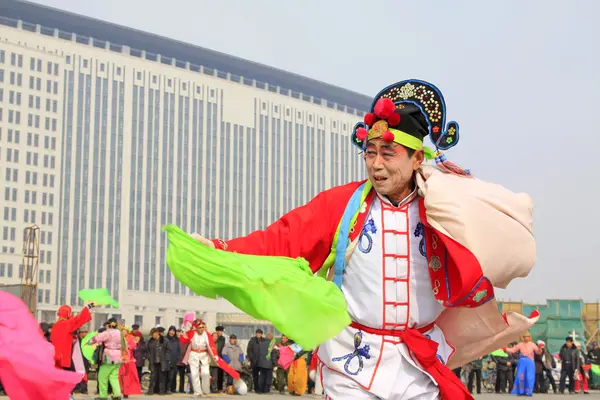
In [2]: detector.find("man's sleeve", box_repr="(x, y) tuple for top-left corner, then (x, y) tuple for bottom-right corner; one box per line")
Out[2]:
(211, 185), (355, 272)
(66, 306), (92, 332)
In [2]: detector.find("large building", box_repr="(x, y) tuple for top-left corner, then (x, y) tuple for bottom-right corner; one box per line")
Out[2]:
(0, 0), (371, 335)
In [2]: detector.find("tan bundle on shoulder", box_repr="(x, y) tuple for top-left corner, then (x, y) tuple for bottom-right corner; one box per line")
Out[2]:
(415, 164), (536, 288)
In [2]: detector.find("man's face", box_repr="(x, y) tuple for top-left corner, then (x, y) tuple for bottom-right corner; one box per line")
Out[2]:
(195, 325), (205, 334)
(364, 140), (423, 201)
(217, 330), (223, 337)
(212, 333), (219, 341)
(230, 337), (237, 345)
(79, 331), (88, 339)
(594, 345), (599, 350)
(281, 336), (288, 345)
(152, 331), (159, 340)
(566, 341), (573, 348)
(256, 332), (263, 339)
(266, 333), (274, 341)
(523, 336), (531, 343)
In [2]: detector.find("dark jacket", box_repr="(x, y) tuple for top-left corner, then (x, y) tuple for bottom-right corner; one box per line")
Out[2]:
(147, 336), (170, 371)
(256, 339), (275, 369)
(134, 340), (146, 368)
(166, 335), (181, 369)
(247, 336), (265, 366)
(491, 354), (512, 372)
(589, 348), (600, 365)
(559, 345), (579, 370)
(215, 335), (226, 356)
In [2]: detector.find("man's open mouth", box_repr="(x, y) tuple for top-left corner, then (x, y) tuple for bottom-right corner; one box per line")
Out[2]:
(373, 176), (388, 182)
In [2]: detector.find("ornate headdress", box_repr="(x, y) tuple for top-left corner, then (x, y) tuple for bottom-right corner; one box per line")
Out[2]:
(192, 319), (204, 328)
(351, 79), (469, 175)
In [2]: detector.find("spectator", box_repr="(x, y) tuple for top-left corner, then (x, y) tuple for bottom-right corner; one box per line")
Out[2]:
(533, 340), (556, 393)
(132, 331), (146, 382)
(166, 326), (181, 394)
(559, 336), (579, 394)
(222, 334), (244, 389)
(574, 342), (590, 394)
(491, 349), (512, 393)
(272, 335), (294, 394)
(175, 329), (189, 394)
(256, 332), (276, 393)
(246, 329), (265, 392)
(589, 341), (600, 365)
(467, 357), (482, 395)
(147, 328), (169, 395)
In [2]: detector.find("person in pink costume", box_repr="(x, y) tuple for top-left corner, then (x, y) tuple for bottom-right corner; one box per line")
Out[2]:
(0, 291), (83, 400)
(505, 332), (541, 396)
(91, 318), (125, 400)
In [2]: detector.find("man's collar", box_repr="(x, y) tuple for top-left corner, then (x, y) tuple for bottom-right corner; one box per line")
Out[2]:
(376, 186), (419, 208)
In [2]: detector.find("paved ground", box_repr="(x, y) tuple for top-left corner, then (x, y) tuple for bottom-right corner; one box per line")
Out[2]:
(73, 391), (600, 399)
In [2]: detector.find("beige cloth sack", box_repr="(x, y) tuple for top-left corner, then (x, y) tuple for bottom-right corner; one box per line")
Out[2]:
(415, 165), (538, 368)
(415, 165), (536, 288)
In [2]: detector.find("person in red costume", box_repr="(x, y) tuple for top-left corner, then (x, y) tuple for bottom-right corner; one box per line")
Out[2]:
(189, 80), (539, 400)
(51, 303), (94, 370)
(50, 302), (94, 399)
(180, 319), (242, 398)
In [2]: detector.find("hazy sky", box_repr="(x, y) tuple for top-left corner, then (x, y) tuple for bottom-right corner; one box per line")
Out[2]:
(33, 0), (600, 303)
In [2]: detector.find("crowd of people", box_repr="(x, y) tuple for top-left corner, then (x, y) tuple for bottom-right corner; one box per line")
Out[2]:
(0, 301), (320, 399)
(453, 333), (600, 396)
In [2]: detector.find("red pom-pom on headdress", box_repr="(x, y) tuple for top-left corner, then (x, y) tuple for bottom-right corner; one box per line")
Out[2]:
(356, 127), (368, 141)
(363, 113), (377, 127)
(382, 130), (395, 142)
(387, 112), (401, 127)
(374, 98), (395, 119)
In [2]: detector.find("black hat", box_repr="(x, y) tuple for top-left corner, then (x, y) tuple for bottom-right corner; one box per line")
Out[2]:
(351, 79), (459, 153)
(131, 324), (140, 330)
(168, 325), (177, 332)
(157, 327), (166, 333)
(256, 329), (263, 334)
(229, 334), (237, 339)
(216, 326), (224, 332)
(566, 336), (574, 342)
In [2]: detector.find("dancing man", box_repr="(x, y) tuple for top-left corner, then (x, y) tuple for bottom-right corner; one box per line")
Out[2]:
(189, 79), (538, 399)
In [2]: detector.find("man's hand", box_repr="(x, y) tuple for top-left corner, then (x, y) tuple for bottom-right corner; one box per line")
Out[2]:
(191, 233), (215, 249)
(507, 362), (511, 366)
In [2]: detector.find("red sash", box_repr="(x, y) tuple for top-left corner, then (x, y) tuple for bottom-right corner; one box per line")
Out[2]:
(350, 322), (473, 400)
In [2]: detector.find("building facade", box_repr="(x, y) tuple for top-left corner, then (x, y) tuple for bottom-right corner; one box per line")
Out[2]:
(0, 1), (370, 335)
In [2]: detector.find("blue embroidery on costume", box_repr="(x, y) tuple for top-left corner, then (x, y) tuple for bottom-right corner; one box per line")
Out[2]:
(331, 331), (371, 376)
(414, 222), (426, 257)
(437, 354), (445, 364)
(358, 218), (376, 254)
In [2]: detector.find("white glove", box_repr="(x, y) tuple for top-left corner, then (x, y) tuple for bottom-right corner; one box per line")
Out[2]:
(191, 233), (216, 249)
